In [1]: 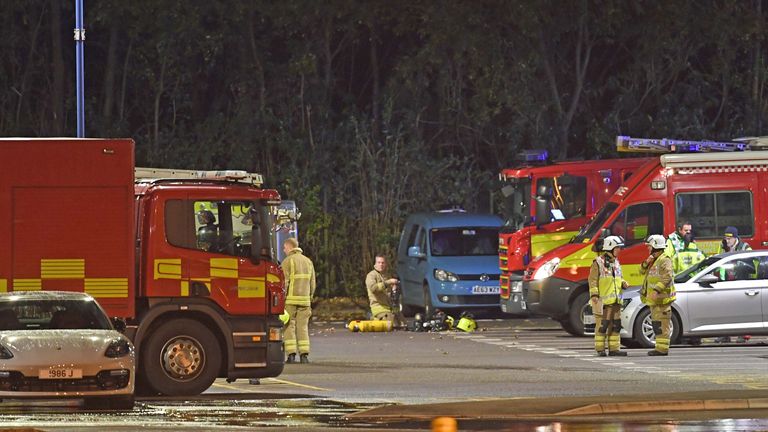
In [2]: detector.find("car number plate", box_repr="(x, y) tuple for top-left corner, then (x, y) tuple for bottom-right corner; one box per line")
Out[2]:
(472, 286), (500, 294)
(583, 315), (596, 325)
(520, 300), (527, 310)
(39, 368), (83, 379)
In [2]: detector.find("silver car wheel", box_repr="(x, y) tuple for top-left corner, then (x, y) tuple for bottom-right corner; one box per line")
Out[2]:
(161, 336), (205, 381)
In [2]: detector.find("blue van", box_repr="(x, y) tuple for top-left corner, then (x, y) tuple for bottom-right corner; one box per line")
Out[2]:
(395, 211), (502, 318)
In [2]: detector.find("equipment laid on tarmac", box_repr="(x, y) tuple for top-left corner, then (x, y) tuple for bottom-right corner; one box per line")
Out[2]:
(456, 312), (477, 332)
(411, 309), (460, 332)
(347, 319), (393, 332)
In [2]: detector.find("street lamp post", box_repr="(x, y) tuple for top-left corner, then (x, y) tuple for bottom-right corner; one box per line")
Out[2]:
(74, 0), (85, 137)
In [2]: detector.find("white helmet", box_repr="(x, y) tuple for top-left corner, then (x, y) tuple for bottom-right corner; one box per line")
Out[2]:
(646, 234), (667, 250)
(602, 235), (625, 251)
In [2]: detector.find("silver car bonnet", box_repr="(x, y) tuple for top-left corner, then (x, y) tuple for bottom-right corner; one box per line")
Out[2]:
(0, 330), (126, 362)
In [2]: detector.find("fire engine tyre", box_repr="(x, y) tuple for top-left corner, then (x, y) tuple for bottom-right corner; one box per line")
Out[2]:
(632, 307), (681, 349)
(140, 318), (222, 396)
(423, 284), (435, 319)
(564, 292), (591, 337)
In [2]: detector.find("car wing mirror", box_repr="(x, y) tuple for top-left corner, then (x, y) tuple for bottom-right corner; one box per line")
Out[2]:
(697, 274), (719, 287)
(110, 317), (127, 333)
(408, 246), (426, 259)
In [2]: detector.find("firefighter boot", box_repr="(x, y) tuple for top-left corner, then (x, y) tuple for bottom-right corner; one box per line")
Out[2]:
(286, 353), (297, 364)
(647, 350), (668, 356)
(300, 353), (310, 364)
(596, 351), (606, 357)
(608, 350), (628, 357)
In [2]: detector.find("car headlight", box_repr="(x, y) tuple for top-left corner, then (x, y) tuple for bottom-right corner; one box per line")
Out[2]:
(105, 339), (133, 358)
(622, 298), (632, 310)
(434, 269), (459, 282)
(0, 344), (13, 359)
(532, 258), (560, 280)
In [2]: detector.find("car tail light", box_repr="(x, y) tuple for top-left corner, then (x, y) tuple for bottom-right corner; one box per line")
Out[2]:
(0, 345), (13, 359)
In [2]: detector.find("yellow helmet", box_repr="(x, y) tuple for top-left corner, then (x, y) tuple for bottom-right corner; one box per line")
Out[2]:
(445, 315), (455, 329)
(279, 311), (290, 325)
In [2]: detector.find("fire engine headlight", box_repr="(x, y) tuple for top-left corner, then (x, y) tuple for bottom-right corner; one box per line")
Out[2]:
(532, 258), (560, 280)
(510, 281), (523, 293)
(434, 269), (459, 282)
(269, 327), (282, 342)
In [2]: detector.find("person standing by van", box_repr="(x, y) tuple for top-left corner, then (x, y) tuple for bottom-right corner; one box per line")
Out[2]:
(589, 236), (629, 357)
(366, 255), (401, 324)
(640, 234), (676, 356)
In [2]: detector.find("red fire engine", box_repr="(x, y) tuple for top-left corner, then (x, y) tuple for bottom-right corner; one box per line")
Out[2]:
(498, 151), (650, 315)
(0, 138), (287, 395)
(522, 136), (767, 336)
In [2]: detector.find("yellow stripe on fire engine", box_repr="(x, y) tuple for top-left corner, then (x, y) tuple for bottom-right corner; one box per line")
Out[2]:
(181, 280), (189, 296)
(13, 279), (42, 291)
(266, 273), (281, 284)
(238, 277), (265, 298)
(531, 231), (579, 258)
(210, 258), (238, 279)
(41, 259), (85, 279)
(154, 259), (182, 280)
(84, 278), (129, 298)
(0, 279), (6, 293)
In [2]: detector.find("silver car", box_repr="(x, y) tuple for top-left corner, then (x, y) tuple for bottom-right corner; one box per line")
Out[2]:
(0, 291), (135, 409)
(621, 250), (768, 348)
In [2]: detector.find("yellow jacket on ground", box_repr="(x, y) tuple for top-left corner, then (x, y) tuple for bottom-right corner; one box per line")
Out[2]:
(282, 248), (316, 307)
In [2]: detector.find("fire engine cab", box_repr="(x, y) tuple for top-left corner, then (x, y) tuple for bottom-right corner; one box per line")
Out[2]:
(522, 136), (768, 336)
(0, 138), (287, 395)
(498, 150), (649, 315)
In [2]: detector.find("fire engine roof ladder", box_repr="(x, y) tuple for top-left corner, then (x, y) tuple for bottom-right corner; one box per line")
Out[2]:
(134, 167), (264, 187)
(616, 136), (750, 153)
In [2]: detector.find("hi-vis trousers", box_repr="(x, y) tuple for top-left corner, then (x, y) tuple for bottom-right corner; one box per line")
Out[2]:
(284, 304), (312, 355)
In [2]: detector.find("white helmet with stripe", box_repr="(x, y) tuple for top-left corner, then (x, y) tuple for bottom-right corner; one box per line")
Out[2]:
(602, 235), (625, 251)
(646, 234), (667, 250)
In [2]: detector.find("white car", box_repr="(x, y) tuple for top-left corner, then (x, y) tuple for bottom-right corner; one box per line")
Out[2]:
(0, 291), (135, 409)
(621, 250), (768, 348)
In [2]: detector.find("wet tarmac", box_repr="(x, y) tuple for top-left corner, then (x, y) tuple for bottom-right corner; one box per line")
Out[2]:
(0, 395), (767, 431)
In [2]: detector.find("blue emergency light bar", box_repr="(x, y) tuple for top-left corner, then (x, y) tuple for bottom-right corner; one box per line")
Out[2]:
(617, 136), (749, 153)
(518, 149), (549, 163)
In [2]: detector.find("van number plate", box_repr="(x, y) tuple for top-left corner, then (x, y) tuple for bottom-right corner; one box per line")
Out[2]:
(39, 368), (83, 379)
(472, 286), (500, 294)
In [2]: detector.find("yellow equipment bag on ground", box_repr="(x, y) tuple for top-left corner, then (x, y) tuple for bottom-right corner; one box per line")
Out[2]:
(347, 319), (393, 332)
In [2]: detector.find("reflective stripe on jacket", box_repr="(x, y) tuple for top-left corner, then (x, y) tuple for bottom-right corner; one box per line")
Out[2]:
(588, 254), (624, 305)
(664, 232), (685, 258)
(672, 243), (705, 273)
(282, 248), (316, 307)
(641, 254), (676, 305)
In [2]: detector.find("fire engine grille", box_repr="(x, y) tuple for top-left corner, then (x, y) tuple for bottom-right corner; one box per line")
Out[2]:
(442, 295), (499, 305)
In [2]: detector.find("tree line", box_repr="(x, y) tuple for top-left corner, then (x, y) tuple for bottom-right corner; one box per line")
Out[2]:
(2, 1), (766, 297)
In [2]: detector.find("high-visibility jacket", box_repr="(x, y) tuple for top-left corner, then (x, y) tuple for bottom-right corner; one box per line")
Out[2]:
(664, 232), (685, 258)
(640, 253), (676, 305)
(366, 269), (393, 316)
(282, 248), (316, 307)
(716, 239), (751, 255)
(588, 254), (625, 305)
(672, 242), (705, 273)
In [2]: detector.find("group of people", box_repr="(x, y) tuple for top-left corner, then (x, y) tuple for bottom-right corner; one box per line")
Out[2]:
(589, 223), (751, 357)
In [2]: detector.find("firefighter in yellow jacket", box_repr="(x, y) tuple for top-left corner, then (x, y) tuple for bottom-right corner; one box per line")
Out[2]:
(365, 255), (401, 325)
(640, 234), (676, 356)
(282, 238), (316, 364)
(589, 236), (629, 357)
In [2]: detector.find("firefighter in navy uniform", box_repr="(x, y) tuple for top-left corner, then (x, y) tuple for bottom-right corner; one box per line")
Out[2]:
(589, 236), (629, 357)
(281, 238), (316, 364)
(640, 234), (676, 356)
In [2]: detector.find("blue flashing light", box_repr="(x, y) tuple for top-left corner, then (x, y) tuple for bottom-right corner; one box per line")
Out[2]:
(518, 149), (549, 163)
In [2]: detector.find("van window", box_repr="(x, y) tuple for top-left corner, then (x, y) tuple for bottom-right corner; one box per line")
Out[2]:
(607, 202), (664, 246)
(430, 228), (498, 256)
(415, 227), (427, 254)
(536, 174), (587, 219)
(675, 192), (753, 238)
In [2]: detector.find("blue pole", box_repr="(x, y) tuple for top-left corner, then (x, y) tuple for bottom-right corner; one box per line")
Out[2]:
(75, 0), (85, 137)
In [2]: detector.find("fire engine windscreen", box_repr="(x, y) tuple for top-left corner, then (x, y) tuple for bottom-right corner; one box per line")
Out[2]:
(499, 178), (531, 233)
(572, 202), (618, 243)
(430, 228), (499, 256)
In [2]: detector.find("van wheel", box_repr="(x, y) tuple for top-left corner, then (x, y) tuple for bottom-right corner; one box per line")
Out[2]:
(396, 294), (417, 318)
(632, 307), (681, 348)
(564, 292), (591, 337)
(140, 318), (222, 396)
(423, 285), (434, 319)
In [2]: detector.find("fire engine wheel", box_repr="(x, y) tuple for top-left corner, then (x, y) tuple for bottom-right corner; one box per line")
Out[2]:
(140, 318), (222, 396)
(632, 307), (681, 349)
(564, 292), (592, 337)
